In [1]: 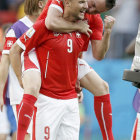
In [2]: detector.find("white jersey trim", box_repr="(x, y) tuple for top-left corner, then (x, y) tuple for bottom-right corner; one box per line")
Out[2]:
(20, 16), (33, 28)
(16, 39), (26, 50)
(50, 4), (63, 13)
(101, 102), (109, 140)
(6, 29), (16, 38)
(2, 50), (10, 55)
(45, 51), (50, 78)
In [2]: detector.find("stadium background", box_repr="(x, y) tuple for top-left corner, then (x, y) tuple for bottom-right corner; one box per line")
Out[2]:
(0, 0), (139, 139)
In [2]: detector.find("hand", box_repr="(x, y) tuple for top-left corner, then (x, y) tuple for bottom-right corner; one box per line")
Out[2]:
(75, 80), (83, 103)
(104, 15), (115, 32)
(75, 80), (82, 93)
(0, 96), (4, 112)
(77, 20), (92, 37)
(77, 91), (84, 103)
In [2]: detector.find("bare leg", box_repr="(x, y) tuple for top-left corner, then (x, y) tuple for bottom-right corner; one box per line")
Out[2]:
(17, 71), (41, 140)
(80, 70), (114, 140)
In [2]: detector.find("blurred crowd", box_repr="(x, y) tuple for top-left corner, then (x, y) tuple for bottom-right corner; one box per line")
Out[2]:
(0, 0), (25, 25)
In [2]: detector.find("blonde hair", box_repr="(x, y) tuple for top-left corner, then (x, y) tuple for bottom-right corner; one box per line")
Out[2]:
(24, 0), (43, 15)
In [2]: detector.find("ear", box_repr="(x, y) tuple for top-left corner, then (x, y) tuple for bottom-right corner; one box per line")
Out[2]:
(64, 0), (71, 7)
(38, 1), (44, 9)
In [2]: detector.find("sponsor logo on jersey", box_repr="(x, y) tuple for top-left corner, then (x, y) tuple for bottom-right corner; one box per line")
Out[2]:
(24, 27), (35, 42)
(26, 27), (35, 38)
(24, 114), (32, 119)
(7, 40), (13, 47)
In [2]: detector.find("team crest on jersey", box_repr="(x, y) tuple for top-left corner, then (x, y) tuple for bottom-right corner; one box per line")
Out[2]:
(7, 40), (13, 47)
(76, 32), (81, 38)
(26, 27), (35, 38)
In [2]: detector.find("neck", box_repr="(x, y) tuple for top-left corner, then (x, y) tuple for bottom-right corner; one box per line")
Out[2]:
(27, 15), (38, 23)
(63, 10), (77, 22)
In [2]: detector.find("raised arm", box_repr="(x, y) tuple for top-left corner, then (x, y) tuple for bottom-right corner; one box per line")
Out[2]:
(91, 16), (115, 60)
(45, 6), (92, 36)
(0, 55), (10, 111)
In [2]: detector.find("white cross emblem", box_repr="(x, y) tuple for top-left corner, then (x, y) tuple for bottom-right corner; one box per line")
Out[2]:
(76, 32), (81, 38)
(7, 41), (13, 47)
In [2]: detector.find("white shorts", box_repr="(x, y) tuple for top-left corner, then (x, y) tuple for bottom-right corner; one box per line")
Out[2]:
(78, 58), (93, 80)
(35, 94), (80, 140)
(0, 105), (10, 134)
(22, 51), (92, 81)
(22, 49), (40, 75)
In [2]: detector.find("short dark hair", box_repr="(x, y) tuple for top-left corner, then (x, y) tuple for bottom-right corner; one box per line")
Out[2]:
(106, 0), (116, 10)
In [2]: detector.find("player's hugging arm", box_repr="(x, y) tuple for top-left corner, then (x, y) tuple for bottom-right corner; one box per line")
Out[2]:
(91, 16), (115, 60)
(45, 6), (92, 36)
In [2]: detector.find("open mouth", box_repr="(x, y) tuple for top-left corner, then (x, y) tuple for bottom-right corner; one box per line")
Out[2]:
(80, 9), (86, 14)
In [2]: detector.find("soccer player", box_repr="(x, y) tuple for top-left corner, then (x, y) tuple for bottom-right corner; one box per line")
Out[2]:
(0, 24), (11, 140)
(10, 0), (89, 139)
(10, 0), (115, 139)
(11, 0), (116, 139)
(40, 0), (116, 139)
(0, 0), (48, 139)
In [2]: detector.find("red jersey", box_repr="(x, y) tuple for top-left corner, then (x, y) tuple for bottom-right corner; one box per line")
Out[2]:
(17, 20), (88, 99)
(38, 0), (103, 51)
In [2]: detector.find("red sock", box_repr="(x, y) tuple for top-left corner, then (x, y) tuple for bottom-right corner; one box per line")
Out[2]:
(17, 94), (37, 140)
(131, 117), (138, 140)
(94, 94), (114, 140)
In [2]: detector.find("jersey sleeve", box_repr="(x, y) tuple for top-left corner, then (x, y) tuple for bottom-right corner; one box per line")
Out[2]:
(37, 0), (64, 21)
(2, 29), (17, 55)
(89, 14), (103, 40)
(16, 20), (47, 54)
(50, 0), (64, 13)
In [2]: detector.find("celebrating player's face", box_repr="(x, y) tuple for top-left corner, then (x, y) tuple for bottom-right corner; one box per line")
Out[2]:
(87, 0), (107, 14)
(70, 0), (88, 20)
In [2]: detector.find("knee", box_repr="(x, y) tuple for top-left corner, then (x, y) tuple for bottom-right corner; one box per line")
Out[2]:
(23, 81), (41, 96)
(99, 80), (109, 95)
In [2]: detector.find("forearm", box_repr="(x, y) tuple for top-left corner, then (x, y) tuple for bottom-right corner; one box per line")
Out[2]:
(45, 7), (80, 33)
(92, 15), (115, 60)
(0, 55), (10, 98)
(92, 30), (111, 60)
(46, 16), (80, 33)
(9, 45), (23, 83)
(99, 30), (111, 57)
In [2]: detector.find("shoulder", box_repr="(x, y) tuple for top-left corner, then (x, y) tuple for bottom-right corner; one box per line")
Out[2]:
(87, 14), (103, 28)
(7, 16), (33, 38)
(87, 14), (102, 22)
(33, 19), (46, 31)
